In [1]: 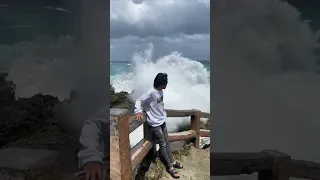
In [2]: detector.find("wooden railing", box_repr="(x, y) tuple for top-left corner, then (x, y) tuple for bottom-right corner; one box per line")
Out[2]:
(210, 150), (320, 180)
(110, 108), (210, 180)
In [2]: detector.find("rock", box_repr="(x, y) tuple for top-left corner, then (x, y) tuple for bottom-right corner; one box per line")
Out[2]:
(110, 85), (134, 110)
(0, 75), (74, 149)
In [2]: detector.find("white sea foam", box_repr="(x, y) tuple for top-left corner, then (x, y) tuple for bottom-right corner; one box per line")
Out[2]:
(111, 43), (210, 147)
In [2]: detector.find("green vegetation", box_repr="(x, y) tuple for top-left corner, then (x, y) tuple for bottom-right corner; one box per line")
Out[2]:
(110, 85), (134, 109)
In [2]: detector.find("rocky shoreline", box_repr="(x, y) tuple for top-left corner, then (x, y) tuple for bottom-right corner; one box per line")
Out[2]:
(0, 74), (74, 150)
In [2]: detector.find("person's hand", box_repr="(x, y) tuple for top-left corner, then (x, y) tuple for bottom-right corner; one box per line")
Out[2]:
(77, 162), (106, 180)
(136, 113), (143, 121)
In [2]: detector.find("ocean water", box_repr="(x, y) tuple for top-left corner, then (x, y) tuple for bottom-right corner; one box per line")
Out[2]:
(111, 61), (210, 88)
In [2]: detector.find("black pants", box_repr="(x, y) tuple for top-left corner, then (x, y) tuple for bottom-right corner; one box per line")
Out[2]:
(150, 122), (174, 168)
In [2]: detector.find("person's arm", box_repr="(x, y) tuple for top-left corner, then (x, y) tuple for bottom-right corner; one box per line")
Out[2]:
(77, 106), (109, 168)
(134, 90), (152, 114)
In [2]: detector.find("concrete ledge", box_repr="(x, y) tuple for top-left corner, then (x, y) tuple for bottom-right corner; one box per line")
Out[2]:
(0, 148), (59, 180)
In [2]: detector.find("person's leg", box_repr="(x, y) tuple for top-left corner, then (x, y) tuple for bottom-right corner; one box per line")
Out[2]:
(161, 122), (184, 169)
(151, 125), (172, 168)
(151, 125), (180, 178)
(160, 122), (174, 163)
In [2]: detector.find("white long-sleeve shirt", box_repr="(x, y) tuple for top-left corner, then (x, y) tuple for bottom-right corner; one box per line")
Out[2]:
(77, 106), (108, 168)
(134, 88), (167, 127)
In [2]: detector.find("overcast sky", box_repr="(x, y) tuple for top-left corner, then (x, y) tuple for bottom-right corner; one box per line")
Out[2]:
(110, 0), (210, 61)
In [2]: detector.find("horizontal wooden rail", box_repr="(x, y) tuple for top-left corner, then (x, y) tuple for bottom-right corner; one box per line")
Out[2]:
(168, 131), (196, 141)
(289, 159), (320, 179)
(129, 115), (147, 133)
(128, 109), (209, 133)
(200, 129), (210, 137)
(165, 109), (210, 118)
(131, 140), (153, 171)
(210, 152), (276, 176)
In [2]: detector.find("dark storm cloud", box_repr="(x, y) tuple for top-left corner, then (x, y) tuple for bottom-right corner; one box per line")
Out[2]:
(110, 0), (210, 38)
(110, 0), (210, 61)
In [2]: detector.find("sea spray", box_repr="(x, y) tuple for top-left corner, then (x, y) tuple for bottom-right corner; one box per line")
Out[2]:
(111, 43), (210, 147)
(5, 36), (78, 101)
(212, 0), (320, 179)
(2, 34), (109, 133)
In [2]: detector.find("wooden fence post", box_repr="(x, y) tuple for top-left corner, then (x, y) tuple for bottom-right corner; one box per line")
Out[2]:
(190, 111), (201, 148)
(110, 109), (132, 180)
(143, 121), (156, 160)
(258, 150), (291, 180)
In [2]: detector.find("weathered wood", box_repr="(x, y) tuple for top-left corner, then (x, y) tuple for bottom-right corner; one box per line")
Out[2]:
(258, 164), (290, 180)
(210, 152), (275, 176)
(110, 111), (132, 180)
(129, 114), (147, 133)
(200, 129), (210, 137)
(165, 109), (209, 118)
(258, 169), (275, 180)
(110, 108), (128, 135)
(168, 131), (196, 142)
(190, 111), (201, 148)
(131, 141), (153, 171)
(290, 159), (320, 179)
(165, 109), (198, 117)
(260, 150), (291, 180)
(210, 150), (293, 179)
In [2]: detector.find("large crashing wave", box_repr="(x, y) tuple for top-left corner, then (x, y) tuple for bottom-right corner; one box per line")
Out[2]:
(111, 43), (210, 147)
(2, 35), (108, 133)
(3, 35), (77, 100)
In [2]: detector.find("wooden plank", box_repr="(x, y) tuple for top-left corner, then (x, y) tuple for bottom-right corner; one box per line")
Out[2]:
(165, 109), (197, 117)
(110, 112), (132, 180)
(165, 109), (209, 118)
(131, 140), (145, 156)
(168, 131), (196, 142)
(258, 169), (275, 180)
(210, 152), (275, 176)
(190, 111), (201, 148)
(131, 141), (153, 172)
(128, 115), (147, 133)
(290, 159), (320, 179)
(200, 129), (210, 137)
(210, 150), (292, 177)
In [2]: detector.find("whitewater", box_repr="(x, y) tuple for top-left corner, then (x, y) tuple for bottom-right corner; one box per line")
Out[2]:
(111, 43), (211, 147)
(1, 36), (210, 148)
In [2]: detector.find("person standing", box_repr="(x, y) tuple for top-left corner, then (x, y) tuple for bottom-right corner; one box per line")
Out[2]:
(134, 73), (184, 179)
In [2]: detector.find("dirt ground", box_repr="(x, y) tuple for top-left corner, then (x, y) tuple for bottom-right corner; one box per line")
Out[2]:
(159, 146), (210, 180)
